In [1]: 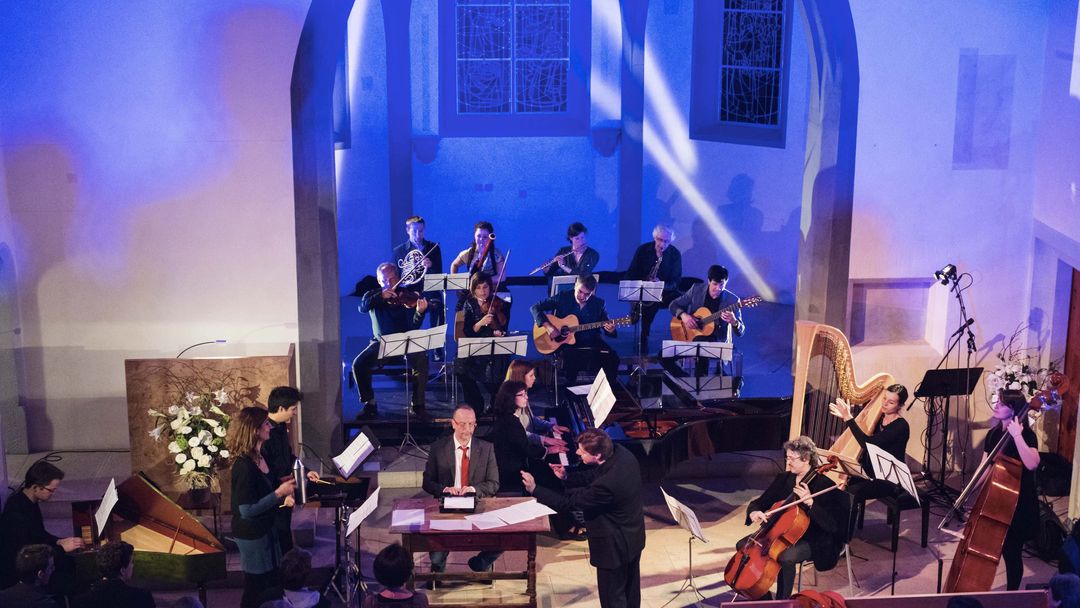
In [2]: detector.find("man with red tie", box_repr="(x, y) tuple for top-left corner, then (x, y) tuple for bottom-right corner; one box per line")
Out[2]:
(421, 405), (501, 579)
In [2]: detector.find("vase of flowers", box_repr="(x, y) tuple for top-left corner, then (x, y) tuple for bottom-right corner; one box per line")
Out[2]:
(147, 388), (232, 491)
(985, 326), (1061, 406)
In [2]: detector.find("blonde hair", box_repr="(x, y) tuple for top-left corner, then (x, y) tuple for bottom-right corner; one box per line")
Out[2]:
(227, 407), (268, 461)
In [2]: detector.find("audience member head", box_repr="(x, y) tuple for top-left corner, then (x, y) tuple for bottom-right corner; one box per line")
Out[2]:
(505, 360), (537, 389)
(267, 386), (303, 414)
(256, 601), (292, 608)
(1050, 572), (1080, 608)
(576, 429), (614, 463)
(493, 381), (528, 416)
(946, 596), (984, 608)
(15, 544), (54, 586)
(227, 406), (270, 459)
(172, 596), (206, 608)
(96, 540), (136, 580)
(373, 543), (414, 590)
(279, 548), (313, 592)
(22, 460), (65, 503)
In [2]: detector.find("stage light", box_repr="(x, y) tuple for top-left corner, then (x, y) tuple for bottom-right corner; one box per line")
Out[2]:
(933, 264), (957, 285)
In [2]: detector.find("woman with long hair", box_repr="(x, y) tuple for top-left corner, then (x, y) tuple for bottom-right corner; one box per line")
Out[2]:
(228, 407), (297, 608)
(488, 381), (566, 494)
(456, 272), (511, 414)
(504, 360), (569, 447)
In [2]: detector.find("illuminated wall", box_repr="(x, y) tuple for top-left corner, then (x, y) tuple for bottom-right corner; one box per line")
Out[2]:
(0, 1), (308, 451)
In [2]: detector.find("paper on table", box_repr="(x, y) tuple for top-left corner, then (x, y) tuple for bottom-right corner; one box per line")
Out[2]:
(95, 478), (118, 537)
(391, 508), (425, 527)
(333, 431), (375, 479)
(567, 384), (591, 396)
(494, 499), (556, 524)
(346, 487), (380, 536)
(866, 443), (920, 505)
(443, 495), (475, 510)
(429, 519), (474, 531)
(588, 368), (616, 427)
(661, 487), (707, 543)
(466, 514), (508, 530)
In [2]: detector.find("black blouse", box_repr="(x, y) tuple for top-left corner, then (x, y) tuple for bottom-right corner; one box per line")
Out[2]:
(845, 416), (910, 479)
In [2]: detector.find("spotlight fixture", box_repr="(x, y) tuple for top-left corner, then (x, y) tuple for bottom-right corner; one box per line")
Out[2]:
(933, 264), (957, 285)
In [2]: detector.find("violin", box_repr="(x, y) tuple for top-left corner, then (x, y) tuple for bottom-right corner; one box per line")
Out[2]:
(382, 289), (425, 309)
(478, 296), (509, 331)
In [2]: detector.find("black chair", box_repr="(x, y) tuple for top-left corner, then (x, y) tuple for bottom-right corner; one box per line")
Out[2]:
(854, 490), (930, 552)
(798, 489), (860, 596)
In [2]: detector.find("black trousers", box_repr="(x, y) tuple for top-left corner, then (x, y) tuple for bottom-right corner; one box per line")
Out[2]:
(596, 553), (641, 608)
(561, 342), (619, 385)
(1002, 524), (1032, 590)
(351, 340), (429, 408)
(242, 570), (279, 608)
(274, 512), (293, 554)
(456, 354), (510, 413)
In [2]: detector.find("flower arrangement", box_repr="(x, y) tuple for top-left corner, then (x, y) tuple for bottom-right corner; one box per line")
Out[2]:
(147, 388), (232, 490)
(984, 326), (1061, 405)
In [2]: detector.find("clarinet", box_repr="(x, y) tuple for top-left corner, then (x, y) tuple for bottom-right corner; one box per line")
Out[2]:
(647, 252), (664, 282)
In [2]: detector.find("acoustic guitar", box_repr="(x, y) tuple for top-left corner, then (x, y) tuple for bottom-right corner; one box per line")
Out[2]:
(669, 295), (763, 342)
(533, 313), (636, 355)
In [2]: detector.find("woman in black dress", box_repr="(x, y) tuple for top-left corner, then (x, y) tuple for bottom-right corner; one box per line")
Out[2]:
(488, 381), (566, 494)
(457, 272), (511, 414)
(829, 383), (911, 507)
(227, 407), (297, 608)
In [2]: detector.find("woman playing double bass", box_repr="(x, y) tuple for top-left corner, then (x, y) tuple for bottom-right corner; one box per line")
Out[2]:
(985, 390), (1041, 590)
(736, 436), (846, 600)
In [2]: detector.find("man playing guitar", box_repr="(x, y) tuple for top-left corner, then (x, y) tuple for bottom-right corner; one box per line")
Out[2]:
(667, 264), (744, 376)
(530, 274), (620, 385)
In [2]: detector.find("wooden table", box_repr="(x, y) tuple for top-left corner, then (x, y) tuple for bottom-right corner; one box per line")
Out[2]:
(389, 497), (551, 608)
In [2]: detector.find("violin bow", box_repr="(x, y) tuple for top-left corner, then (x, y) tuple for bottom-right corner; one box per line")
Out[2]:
(389, 243), (440, 291)
(488, 249), (511, 309)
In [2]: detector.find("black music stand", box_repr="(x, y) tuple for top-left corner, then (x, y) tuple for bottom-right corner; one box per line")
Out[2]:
(619, 280), (663, 364)
(914, 367), (983, 504)
(379, 326), (446, 457)
(423, 273), (469, 401)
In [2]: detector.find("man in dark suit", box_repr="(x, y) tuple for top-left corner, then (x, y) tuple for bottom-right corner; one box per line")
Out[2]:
(626, 224), (682, 351)
(522, 429), (646, 608)
(392, 215), (443, 329)
(72, 541), (155, 608)
(261, 386), (321, 554)
(666, 264), (745, 376)
(530, 274), (620, 384)
(0, 544), (60, 608)
(422, 404), (501, 576)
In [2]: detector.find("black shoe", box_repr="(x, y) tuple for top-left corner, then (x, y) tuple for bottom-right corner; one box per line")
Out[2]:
(468, 556), (494, 584)
(356, 403), (378, 420)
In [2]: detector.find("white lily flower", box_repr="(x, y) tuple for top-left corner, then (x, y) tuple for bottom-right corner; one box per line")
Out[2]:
(185, 393), (196, 405)
(148, 426), (165, 441)
(168, 405), (180, 416)
(206, 419), (219, 428)
(214, 388), (230, 405)
(214, 426), (226, 437)
(170, 418), (183, 430)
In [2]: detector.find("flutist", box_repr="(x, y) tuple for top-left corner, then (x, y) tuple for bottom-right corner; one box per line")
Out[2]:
(537, 222), (599, 277)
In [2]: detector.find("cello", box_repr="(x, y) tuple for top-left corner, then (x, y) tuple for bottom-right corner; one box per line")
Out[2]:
(941, 374), (1069, 593)
(724, 458), (840, 599)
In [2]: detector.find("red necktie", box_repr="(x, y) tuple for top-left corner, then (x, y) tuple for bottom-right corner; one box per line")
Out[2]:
(459, 445), (470, 487)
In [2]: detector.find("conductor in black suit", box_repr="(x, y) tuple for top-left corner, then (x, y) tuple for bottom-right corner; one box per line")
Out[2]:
(422, 404), (502, 576)
(522, 429), (646, 608)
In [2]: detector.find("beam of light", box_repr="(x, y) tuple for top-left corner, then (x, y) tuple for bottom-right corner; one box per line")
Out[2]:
(593, 79), (777, 301)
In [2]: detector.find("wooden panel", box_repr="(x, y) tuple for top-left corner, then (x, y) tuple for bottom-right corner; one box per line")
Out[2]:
(124, 349), (295, 508)
(1059, 269), (1080, 464)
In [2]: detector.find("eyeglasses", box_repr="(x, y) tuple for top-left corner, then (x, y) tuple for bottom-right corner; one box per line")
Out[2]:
(40, 485), (59, 494)
(453, 421), (477, 428)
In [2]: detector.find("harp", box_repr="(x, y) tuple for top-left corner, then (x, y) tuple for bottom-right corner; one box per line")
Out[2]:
(789, 321), (894, 469)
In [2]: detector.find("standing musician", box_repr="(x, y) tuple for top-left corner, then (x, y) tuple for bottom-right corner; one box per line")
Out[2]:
(530, 274), (620, 385)
(828, 384), (911, 525)
(352, 262), (430, 421)
(984, 389), (1041, 590)
(544, 222), (600, 277)
(626, 224), (682, 350)
(738, 436), (845, 600)
(392, 215), (443, 328)
(457, 272), (511, 414)
(667, 264), (744, 374)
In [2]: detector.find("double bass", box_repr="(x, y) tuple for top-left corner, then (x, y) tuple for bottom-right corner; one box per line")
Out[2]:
(942, 374), (1069, 593)
(724, 459), (839, 599)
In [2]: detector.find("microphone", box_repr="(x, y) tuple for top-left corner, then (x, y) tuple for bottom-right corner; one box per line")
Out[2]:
(950, 319), (975, 338)
(176, 339), (228, 358)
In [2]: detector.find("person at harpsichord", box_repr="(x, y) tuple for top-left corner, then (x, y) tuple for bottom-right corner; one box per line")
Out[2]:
(544, 222), (600, 277)
(530, 274), (620, 385)
(626, 224), (682, 351)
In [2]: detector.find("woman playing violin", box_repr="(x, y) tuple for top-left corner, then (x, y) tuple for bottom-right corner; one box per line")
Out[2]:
(985, 389), (1041, 590)
(456, 272), (511, 414)
(738, 436), (845, 600)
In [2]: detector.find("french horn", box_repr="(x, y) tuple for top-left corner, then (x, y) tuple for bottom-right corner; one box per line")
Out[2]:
(397, 248), (428, 287)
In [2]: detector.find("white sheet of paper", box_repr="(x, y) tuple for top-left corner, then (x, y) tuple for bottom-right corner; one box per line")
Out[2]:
(95, 478), (118, 537)
(391, 508), (425, 527)
(661, 487), (708, 543)
(588, 368), (617, 427)
(333, 431), (376, 478)
(865, 443), (920, 505)
(442, 495), (475, 510)
(429, 519), (474, 531)
(567, 384), (591, 396)
(465, 514), (508, 530)
(492, 500), (556, 524)
(346, 487), (380, 536)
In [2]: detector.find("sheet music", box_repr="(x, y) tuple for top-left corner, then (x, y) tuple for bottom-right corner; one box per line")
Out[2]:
(429, 519), (474, 531)
(95, 478), (118, 537)
(333, 431), (376, 479)
(391, 508), (425, 528)
(378, 325), (447, 358)
(866, 444), (920, 504)
(457, 335), (528, 358)
(661, 487), (708, 543)
(347, 486), (380, 536)
(588, 368), (616, 427)
(567, 384), (591, 396)
(465, 499), (555, 527)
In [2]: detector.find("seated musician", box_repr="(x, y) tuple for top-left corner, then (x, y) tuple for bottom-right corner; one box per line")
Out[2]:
(985, 389), (1041, 591)
(667, 264), (744, 375)
(489, 381), (568, 494)
(352, 262), (430, 421)
(506, 360), (571, 449)
(626, 224), (682, 351)
(456, 272), (511, 414)
(392, 215), (444, 329)
(0, 461), (83, 595)
(738, 436), (845, 600)
(530, 274), (620, 385)
(828, 384), (911, 531)
(545, 222), (599, 277)
(450, 221), (504, 310)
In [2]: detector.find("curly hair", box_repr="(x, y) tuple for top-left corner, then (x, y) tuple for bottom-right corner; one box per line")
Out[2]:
(782, 435), (819, 466)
